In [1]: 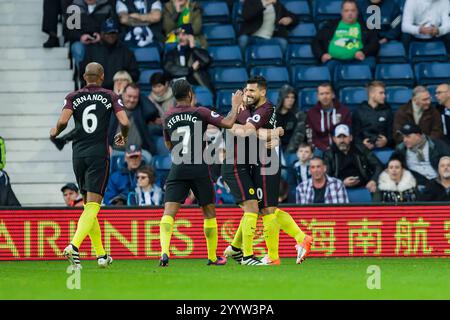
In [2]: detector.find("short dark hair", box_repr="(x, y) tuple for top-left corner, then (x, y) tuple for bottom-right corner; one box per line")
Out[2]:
(341, 0), (358, 9)
(124, 83), (140, 93)
(298, 142), (314, 153)
(246, 76), (267, 90)
(317, 82), (335, 93)
(172, 79), (192, 101)
(150, 72), (168, 87)
(367, 81), (385, 92)
(137, 166), (156, 185)
(310, 156), (325, 165)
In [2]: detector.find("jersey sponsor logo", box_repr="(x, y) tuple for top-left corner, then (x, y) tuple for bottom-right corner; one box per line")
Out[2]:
(211, 111), (220, 118)
(246, 114), (261, 123)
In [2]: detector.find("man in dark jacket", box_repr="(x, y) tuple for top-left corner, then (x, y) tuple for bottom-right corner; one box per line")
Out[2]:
(352, 81), (394, 149)
(238, 0), (298, 54)
(435, 83), (450, 145)
(312, 0), (379, 76)
(163, 23), (214, 94)
(324, 124), (383, 193)
(0, 170), (21, 207)
(419, 156), (450, 201)
(80, 18), (140, 90)
(395, 123), (450, 186)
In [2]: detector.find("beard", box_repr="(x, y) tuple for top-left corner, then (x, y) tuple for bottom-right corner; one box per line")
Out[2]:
(442, 172), (450, 179)
(337, 143), (349, 152)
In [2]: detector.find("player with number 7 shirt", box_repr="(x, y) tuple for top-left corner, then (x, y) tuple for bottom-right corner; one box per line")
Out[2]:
(50, 62), (130, 270)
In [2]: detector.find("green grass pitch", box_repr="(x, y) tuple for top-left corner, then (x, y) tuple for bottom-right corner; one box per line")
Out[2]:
(1, 258), (449, 300)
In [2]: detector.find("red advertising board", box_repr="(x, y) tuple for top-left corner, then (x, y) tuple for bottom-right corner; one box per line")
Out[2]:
(1, 205), (450, 260)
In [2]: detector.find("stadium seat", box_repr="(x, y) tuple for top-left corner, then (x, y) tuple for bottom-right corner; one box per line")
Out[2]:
(155, 136), (169, 156)
(132, 46), (161, 69)
(209, 45), (243, 67)
(346, 188), (372, 203)
(152, 155), (172, 187)
(377, 41), (408, 64)
(110, 154), (125, 174)
(138, 69), (163, 91)
(286, 43), (316, 65)
(193, 86), (214, 107)
(291, 66), (331, 89)
(250, 66), (290, 89)
(232, 1), (243, 24)
(246, 44), (283, 67)
(215, 90), (234, 115)
(288, 23), (317, 43)
(414, 62), (450, 86)
(266, 89), (280, 105)
(334, 64), (372, 89)
(373, 148), (395, 165)
(201, 1), (230, 23)
(210, 67), (248, 89)
(395, 0), (406, 11)
(284, 0), (312, 21)
(203, 24), (236, 45)
(409, 41), (448, 63)
(298, 87), (318, 110)
(314, 0), (342, 23)
(375, 64), (415, 87)
(339, 87), (368, 112)
(385, 86), (412, 112)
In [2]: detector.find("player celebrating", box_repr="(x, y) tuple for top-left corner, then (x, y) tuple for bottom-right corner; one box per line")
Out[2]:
(50, 62), (129, 269)
(159, 79), (244, 267)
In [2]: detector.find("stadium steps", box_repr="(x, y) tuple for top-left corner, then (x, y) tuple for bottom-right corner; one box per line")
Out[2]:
(0, 0), (75, 206)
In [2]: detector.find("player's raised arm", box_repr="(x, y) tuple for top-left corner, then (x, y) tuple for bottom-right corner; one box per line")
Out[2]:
(218, 89), (244, 129)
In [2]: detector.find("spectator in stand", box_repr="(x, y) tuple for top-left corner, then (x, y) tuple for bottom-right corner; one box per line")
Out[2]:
(393, 86), (443, 145)
(163, 24), (214, 94)
(275, 85), (306, 153)
(113, 70), (133, 95)
(419, 156), (450, 201)
(395, 123), (450, 186)
(401, 0), (450, 53)
(377, 155), (418, 203)
(296, 157), (349, 204)
(42, 0), (72, 47)
(357, 0), (402, 44)
(292, 142), (313, 186)
(238, 0), (298, 54)
(66, 0), (115, 69)
(0, 138), (20, 207)
(116, 0), (164, 48)
(435, 83), (450, 145)
(104, 144), (145, 205)
(324, 124), (383, 193)
(306, 83), (352, 152)
(80, 18), (140, 90)
(61, 183), (84, 207)
(148, 72), (176, 116)
(352, 81), (394, 150)
(128, 166), (164, 205)
(312, 0), (379, 76)
(163, 0), (207, 48)
(109, 83), (159, 157)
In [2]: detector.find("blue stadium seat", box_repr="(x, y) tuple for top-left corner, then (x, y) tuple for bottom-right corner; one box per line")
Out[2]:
(155, 136), (169, 156)
(385, 86), (412, 112)
(395, 0), (406, 11)
(375, 63), (415, 87)
(152, 155), (172, 187)
(288, 23), (317, 43)
(334, 64), (372, 89)
(284, 0), (312, 21)
(132, 46), (161, 69)
(110, 154), (125, 175)
(250, 66), (290, 89)
(266, 89), (280, 105)
(246, 44), (283, 67)
(298, 88), (318, 110)
(314, 0), (342, 23)
(286, 43), (316, 65)
(209, 45), (243, 67)
(339, 87), (368, 111)
(138, 69), (163, 91)
(427, 85), (438, 104)
(347, 188), (372, 203)
(291, 65), (331, 89)
(210, 67), (248, 89)
(409, 41), (448, 63)
(373, 148), (395, 165)
(378, 41), (408, 64)
(193, 86), (214, 107)
(232, 1), (243, 23)
(201, 1), (230, 24)
(215, 90), (234, 115)
(203, 24), (236, 45)
(414, 62), (450, 86)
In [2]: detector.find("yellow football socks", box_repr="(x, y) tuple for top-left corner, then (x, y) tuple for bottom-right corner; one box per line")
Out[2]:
(160, 215), (174, 256)
(275, 209), (306, 244)
(89, 217), (106, 257)
(231, 217), (244, 249)
(262, 213), (280, 261)
(71, 202), (101, 248)
(204, 218), (218, 262)
(242, 212), (258, 257)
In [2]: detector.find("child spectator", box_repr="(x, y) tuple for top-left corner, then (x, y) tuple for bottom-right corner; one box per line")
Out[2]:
(128, 166), (164, 205)
(61, 183), (84, 207)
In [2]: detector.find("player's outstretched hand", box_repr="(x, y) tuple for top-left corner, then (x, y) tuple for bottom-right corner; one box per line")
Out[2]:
(276, 127), (285, 137)
(266, 138), (280, 149)
(114, 133), (127, 146)
(49, 128), (58, 139)
(232, 89), (244, 110)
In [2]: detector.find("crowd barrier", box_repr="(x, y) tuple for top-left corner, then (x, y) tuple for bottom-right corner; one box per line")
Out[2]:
(1, 205), (450, 260)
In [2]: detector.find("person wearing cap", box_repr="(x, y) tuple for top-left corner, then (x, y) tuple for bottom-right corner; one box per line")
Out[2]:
(163, 23), (214, 94)
(394, 123), (450, 186)
(79, 18), (140, 90)
(104, 144), (145, 205)
(393, 86), (443, 145)
(61, 183), (84, 207)
(323, 124), (383, 193)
